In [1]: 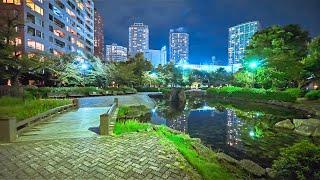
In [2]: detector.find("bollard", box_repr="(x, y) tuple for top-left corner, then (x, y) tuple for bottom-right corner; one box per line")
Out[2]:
(0, 117), (17, 142)
(72, 98), (79, 108)
(114, 98), (119, 107)
(100, 114), (109, 135)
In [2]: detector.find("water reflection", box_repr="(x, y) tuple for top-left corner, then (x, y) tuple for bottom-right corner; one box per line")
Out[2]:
(151, 98), (313, 167)
(226, 110), (243, 148)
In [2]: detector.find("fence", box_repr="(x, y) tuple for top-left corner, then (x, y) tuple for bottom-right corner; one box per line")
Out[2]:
(0, 86), (24, 97)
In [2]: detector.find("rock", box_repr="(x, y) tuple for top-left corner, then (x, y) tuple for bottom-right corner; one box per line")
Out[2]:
(216, 152), (239, 165)
(239, 159), (266, 177)
(169, 88), (186, 103)
(293, 119), (304, 128)
(293, 118), (320, 128)
(265, 168), (276, 178)
(274, 119), (295, 130)
(312, 127), (320, 137)
(294, 125), (317, 136)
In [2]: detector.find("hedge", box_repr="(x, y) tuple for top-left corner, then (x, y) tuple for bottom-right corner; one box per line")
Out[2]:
(207, 86), (297, 102)
(305, 90), (320, 100)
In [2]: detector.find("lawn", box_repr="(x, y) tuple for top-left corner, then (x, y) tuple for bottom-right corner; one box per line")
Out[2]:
(0, 96), (72, 121)
(114, 120), (246, 179)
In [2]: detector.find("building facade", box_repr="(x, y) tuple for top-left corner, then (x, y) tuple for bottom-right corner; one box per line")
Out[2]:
(169, 27), (189, 64)
(105, 43), (127, 62)
(128, 23), (149, 57)
(228, 21), (261, 65)
(144, 49), (161, 67)
(0, 0), (95, 57)
(94, 8), (104, 60)
(160, 46), (167, 66)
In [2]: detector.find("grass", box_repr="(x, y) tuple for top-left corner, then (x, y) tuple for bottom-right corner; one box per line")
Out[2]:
(0, 96), (72, 121)
(113, 119), (151, 135)
(114, 120), (243, 179)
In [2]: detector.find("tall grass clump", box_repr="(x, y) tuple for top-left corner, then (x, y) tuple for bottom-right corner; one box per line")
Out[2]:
(113, 120), (150, 135)
(0, 96), (71, 121)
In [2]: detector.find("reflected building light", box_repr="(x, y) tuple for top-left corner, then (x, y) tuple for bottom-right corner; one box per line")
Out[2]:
(226, 110), (243, 148)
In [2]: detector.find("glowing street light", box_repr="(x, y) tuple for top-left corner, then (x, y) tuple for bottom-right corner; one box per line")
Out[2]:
(81, 63), (88, 71)
(249, 61), (258, 70)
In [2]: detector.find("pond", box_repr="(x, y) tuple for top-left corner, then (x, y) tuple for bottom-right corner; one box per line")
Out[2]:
(150, 97), (318, 168)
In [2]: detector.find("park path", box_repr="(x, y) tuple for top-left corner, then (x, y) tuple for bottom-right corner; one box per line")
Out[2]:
(0, 133), (197, 179)
(18, 93), (157, 142)
(0, 93), (200, 179)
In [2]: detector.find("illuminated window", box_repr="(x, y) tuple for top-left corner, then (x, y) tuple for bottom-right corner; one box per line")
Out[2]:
(76, 41), (84, 48)
(2, 0), (21, 5)
(27, 39), (44, 51)
(26, 1), (43, 15)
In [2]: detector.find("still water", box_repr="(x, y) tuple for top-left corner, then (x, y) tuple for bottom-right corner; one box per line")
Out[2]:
(150, 98), (316, 167)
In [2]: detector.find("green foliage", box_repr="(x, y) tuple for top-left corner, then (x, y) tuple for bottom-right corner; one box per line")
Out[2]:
(272, 141), (320, 180)
(155, 126), (235, 180)
(304, 36), (320, 81)
(245, 24), (310, 88)
(208, 68), (232, 87)
(117, 105), (149, 118)
(305, 90), (320, 100)
(156, 62), (183, 87)
(25, 87), (103, 97)
(113, 120), (151, 135)
(207, 86), (297, 102)
(285, 88), (304, 98)
(0, 96), (71, 121)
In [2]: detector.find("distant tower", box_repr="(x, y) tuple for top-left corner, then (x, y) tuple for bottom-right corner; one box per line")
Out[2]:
(228, 21), (261, 65)
(128, 23), (149, 57)
(105, 43), (128, 62)
(160, 46), (167, 65)
(211, 56), (216, 65)
(94, 8), (105, 60)
(169, 27), (189, 64)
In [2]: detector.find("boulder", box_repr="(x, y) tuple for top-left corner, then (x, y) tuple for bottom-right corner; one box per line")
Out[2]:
(265, 168), (276, 179)
(294, 125), (317, 136)
(274, 119), (295, 130)
(216, 152), (239, 165)
(239, 159), (266, 177)
(293, 118), (320, 128)
(169, 88), (186, 103)
(312, 127), (320, 137)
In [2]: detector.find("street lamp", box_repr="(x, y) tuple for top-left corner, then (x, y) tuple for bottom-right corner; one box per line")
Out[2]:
(248, 60), (259, 88)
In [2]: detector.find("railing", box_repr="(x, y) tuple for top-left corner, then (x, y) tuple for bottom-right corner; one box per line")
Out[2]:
(0, 100), (78, 143)
(16, 104), (75, 134)
(99, 98), (118, 135)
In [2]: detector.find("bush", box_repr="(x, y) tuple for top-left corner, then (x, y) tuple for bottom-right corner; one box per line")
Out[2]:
(285, 88), (303, 98)
(113, 120), (150, 135)
(272, 141), (320, 180)
(135, 87), (160, 92)
(305, 90), (320, 100)
(25, 87), (103, 98)
(207, 86), (297, 102)
(0, 97), (71, 121)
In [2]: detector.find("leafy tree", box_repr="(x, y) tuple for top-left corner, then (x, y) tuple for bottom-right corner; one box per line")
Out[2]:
(209, 68), (232, 87)
(246, 24), (310, 87)
(304, 36), (320, 81)
(233, 70), (252, 88)
(129, 53), (152, 86)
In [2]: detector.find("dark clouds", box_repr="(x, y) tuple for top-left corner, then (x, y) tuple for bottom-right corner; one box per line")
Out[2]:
(95, 0), (320, 65)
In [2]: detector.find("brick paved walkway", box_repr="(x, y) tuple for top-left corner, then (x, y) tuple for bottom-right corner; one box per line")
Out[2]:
(0, 133), (199, 179)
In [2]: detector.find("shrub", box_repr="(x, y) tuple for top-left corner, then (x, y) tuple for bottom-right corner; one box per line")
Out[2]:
(305, 90), (320, 100)
(285, 88), (303, 98)
(135, 87), (160, 92)
(272, 141), (320, 180)
(113, 120), (150, 135)
(24, 87), (104, 98)
(207, 86), (297, 102)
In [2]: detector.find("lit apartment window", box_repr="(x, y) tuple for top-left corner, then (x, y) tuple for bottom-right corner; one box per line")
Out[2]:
(53, 29), (65, 38)
(26, 1), (44, 15)
(76, 41), (84, 48)
(27, 39), (44, 51)
(2, 0), (21, 5)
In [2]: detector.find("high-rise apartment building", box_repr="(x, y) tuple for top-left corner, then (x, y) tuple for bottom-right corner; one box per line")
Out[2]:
(144, 49), (161, 67)
(160, 46), (167, 66)
(94, 8), (104, 60)
(128, 23), (149, 57)
(228, 21), (261, 65)
(0, 0), (95, 56)
(105, 43), (127, 62)
(169, 27), (189, 64)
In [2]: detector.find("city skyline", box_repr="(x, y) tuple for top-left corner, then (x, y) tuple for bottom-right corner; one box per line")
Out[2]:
(95, 0), (320, 65)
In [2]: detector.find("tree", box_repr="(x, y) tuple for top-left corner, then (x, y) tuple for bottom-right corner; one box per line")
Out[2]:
(246, 24), (310, 88)
(129, 53), (153, 86)
(209, 68), (232, 87)
(304, 36), (320, 81)
(0, 9), (47, 86)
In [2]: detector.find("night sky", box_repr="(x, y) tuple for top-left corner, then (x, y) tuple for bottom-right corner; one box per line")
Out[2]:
(94, 0), (320, 65)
